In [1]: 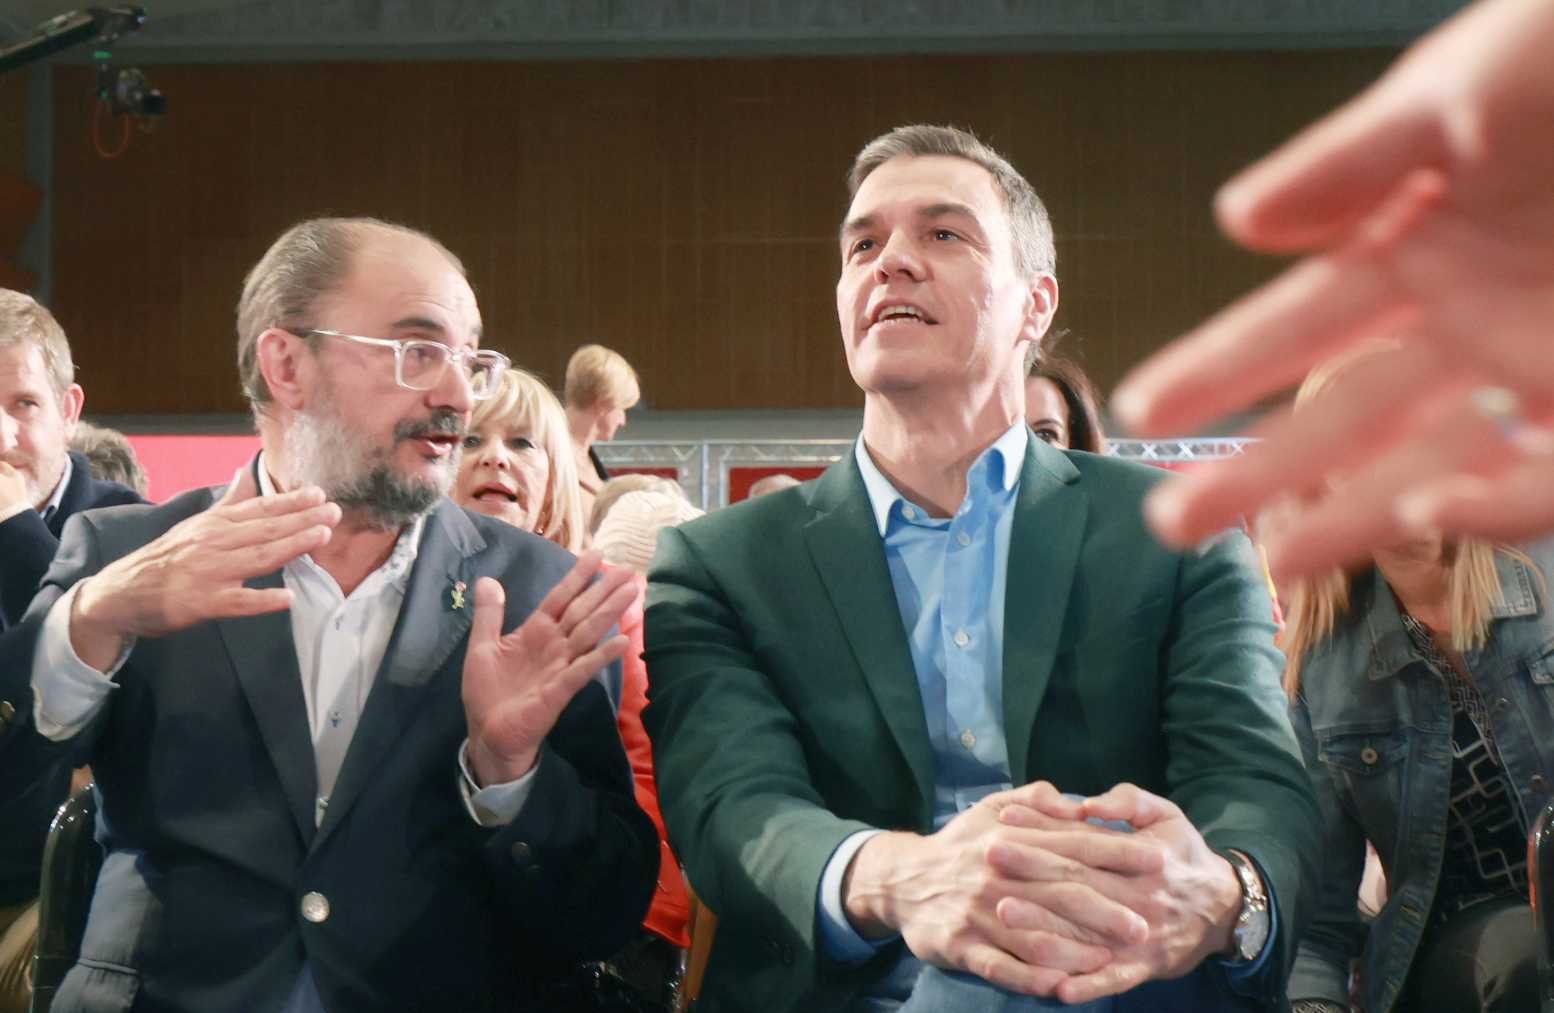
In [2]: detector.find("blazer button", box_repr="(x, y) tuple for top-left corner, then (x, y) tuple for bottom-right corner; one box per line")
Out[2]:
(300, 891), (330, 923)
(0, 699), (14, 731)
(1533, 774), (1549, 794)
(511, 841), (532, 864)
(1360, 747), (1379, 766)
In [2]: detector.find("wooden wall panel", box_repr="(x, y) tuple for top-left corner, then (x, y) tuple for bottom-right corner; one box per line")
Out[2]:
(49, 50), (1394, 415)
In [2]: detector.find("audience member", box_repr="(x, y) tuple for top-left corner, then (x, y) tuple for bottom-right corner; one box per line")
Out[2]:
(1111, 0), (1554, 576)
(746, 473), (802, 499)
(0, 290), (141, 1013)
(645, 125), (1316, 1011)
(1021, 338), (1106, 454)
(594, 488), (702, 577)
(564, 344), (641, 519)
(456, 370), (692, 1010)
(0, 217), (657, 1012)
(590, 473), (682, 535)
(69, 421), (148, 497)
(1281, 345), (1549, 1013)
(455, 367), (586, 552)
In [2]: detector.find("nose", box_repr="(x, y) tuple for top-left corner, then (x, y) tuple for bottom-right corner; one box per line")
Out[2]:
(873, 231), (926, 283)
(477, 438), (512, 470)
(430, 356), (476, 418)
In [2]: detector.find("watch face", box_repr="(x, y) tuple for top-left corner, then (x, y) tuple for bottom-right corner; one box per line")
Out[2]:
(1236, 908), (1271, 962)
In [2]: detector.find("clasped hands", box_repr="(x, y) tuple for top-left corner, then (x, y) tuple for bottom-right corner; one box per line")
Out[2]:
(842, 781), (1243, 1003)
(67, 465), (633, 788)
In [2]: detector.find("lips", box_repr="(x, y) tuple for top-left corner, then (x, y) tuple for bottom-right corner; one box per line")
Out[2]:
(470, 482), (520, 505)
(866, 299), (938, 330)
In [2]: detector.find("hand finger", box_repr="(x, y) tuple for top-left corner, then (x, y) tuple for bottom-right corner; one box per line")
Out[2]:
(562, 581), (640, 656)
(208, 502), (342, 553)
(1112, 244), (1415, 439)
(556, 565), (637, 639)
(956, 944), (1067, 998)
(217, 464), (258, 506)
(1081, 784), (1180, 828)
(526, 635), (632, 716)
(1055, 959), (1153, 1005)
(470, 577), (507, 650)
(535, 550), (606, 623)
(1398, 453), (1554, 541)
(993, 780), (1083, 820)
(1262, 383), (1524, 580)
(996, 892), (1145, 951)
(990, 818), (1165, 877)
(1141, 345), (1448, 548)
(203, 586), (295, 620)
(998, 924), (1113, 975)
(237, 524), (335, 576)
(1022, 880), (1151, 948)
(218, 483), (329, 523)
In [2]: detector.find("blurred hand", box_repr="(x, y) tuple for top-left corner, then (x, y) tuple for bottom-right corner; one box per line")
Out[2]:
(462, 551), (634, 786)
(70, 466), (338, 670)
(0, 461), (33, 520)
(1111, 0), (1554, 576)
(841, 782), (1157, 996)
(1000, 783), (1243, 1004)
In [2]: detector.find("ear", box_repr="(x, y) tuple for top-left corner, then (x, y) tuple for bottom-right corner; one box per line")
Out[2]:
(255, 327), (312, 411)
(1019, 273), (1060, 348)
(58, 383), (84, 438)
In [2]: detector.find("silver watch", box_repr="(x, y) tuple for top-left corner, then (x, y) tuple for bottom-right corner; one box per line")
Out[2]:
(1225, 848), (1270, 963)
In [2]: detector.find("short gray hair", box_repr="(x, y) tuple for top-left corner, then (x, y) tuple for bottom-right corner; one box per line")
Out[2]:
(236, 217), (465, 410)
(0, 288), (75, 398)
(846, 124), (1055, 279)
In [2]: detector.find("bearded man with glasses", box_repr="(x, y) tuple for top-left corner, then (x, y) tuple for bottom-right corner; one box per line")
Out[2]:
(0, 217), (658, 1013)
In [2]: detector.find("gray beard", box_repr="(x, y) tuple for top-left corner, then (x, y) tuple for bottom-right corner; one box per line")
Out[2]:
(284, 398), (461, 532)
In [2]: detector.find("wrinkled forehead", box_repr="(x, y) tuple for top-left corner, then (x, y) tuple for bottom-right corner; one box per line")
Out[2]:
(842, 155), (1011, 235)
(324, 234), (483, 345)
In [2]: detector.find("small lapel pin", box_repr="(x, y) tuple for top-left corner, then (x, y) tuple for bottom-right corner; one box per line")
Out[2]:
(450, 580), (467, 611)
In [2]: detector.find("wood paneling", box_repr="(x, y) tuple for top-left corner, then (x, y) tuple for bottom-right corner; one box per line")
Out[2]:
(49, 50), (1394, 414)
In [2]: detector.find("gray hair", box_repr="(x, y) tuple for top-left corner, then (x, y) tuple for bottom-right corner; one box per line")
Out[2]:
(0, 288), (75, 398)
(236, 217), (465, 411)
(846, 125), (1055, 279)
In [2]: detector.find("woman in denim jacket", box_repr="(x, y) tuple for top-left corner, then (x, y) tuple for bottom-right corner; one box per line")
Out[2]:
(1280, 349), (1553, 1012)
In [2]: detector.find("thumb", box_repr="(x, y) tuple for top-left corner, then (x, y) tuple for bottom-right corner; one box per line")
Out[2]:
(1080, 784), (1178, 829)
(219, 463), (259, 505)
(469, 577), (506, 648)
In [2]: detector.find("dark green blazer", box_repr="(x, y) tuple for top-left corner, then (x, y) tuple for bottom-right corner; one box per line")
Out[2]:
(644, 436), (1318, 1011)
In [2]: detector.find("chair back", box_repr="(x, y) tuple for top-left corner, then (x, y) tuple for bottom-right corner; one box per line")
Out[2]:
(1530, 796), (1554, 1013)
(29, 786), (101, 1013)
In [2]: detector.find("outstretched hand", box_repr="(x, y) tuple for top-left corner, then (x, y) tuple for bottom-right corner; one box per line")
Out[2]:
(462, 551), (635, 787)
(1111, 0), (1554, 576)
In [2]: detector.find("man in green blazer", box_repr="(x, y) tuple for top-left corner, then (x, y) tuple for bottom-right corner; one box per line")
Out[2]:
(644, 125), (1318, 1012)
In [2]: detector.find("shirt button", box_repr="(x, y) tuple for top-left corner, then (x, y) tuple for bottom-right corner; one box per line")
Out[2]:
(960, 728), (977, 749)
(901, 505), (917, 521)
(300, 891), (330, 923)
(955, 532), (971, 547)
(1360, 747), (1379, 765)
(953, 629), (970, 648)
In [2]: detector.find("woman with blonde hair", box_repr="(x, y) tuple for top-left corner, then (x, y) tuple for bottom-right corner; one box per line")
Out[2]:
(1284, 342), (1554, 1013)
(454, 368), (586, 552)
(563, 344), (641, 517)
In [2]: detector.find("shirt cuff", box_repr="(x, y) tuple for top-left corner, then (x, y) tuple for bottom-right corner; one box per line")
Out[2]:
(817, 829), (895, 963)
(32, 583), (130, 740)
(457, 740), (539, 827)
(1218, 853), (1278, 987)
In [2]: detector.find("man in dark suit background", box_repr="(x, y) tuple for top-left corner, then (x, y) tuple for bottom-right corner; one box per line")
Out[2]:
(0, 219), (658, 1012)
(0, 290), (141, 1013)
(644, 126), (1318, 1011)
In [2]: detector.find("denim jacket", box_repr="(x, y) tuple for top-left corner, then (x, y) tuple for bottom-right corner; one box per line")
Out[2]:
(1286, 541), (1554, 1013)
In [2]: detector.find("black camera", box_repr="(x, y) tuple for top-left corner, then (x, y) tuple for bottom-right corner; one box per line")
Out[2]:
(98, 63), (166, 117)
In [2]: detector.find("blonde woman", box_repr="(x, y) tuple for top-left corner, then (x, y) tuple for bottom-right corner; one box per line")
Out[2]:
(563, 344), (641, 517)
(454, 368), (586, 552)
(1284, 345), (1553, 1013)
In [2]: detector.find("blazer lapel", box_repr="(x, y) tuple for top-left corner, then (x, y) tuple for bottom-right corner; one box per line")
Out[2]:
(1001, 439), (1086, 786)
(218, 569), (318, 846)
(312, 501), (481, 849)
(803, 456), (936, 824)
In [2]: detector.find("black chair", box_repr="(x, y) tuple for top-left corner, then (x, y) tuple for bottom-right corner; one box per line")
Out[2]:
(29, 786), (101, 1013)
(1530, 796), (1554, 1013)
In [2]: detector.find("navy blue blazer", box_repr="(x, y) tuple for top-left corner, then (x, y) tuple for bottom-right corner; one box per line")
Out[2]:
(0, 450), (140, 907)
(0, 486), (657, 1011)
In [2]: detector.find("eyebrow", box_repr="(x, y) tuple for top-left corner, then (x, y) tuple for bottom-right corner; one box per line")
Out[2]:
(839, 202), (983, 243)
(1031, 417), (1068, 430)
(388, 316), (483, 341)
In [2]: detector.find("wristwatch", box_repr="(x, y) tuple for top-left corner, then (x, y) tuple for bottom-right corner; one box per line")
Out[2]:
(1224, 848), (1270, 963)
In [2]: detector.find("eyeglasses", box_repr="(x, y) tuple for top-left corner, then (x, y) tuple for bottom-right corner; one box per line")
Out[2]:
(287, 328), (511, 401)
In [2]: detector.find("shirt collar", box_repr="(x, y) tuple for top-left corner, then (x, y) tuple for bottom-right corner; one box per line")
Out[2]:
(255, 452), (425, 589)
(40, 453), (73, 521)
(854, 421), (1028, 537)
